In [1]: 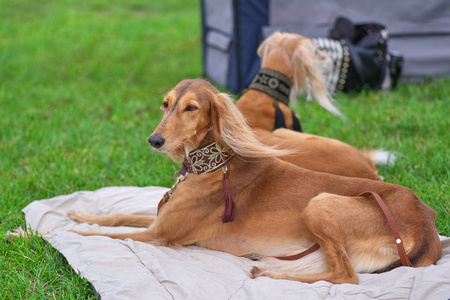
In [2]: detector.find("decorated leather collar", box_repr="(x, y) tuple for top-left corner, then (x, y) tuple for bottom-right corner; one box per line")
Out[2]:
(248, 68), (292, 106)
(176, 141), (234, 177)
(158, 141), (237, 223)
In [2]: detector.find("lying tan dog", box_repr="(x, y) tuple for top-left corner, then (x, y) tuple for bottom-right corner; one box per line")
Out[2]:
(237, 32), (389, 180)
(69, 78), (441, 285)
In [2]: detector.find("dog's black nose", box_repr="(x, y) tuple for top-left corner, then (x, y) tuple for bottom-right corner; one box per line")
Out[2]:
(148, 134), (165, 149)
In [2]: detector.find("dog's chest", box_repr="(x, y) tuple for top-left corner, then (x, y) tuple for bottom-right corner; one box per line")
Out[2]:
(197, 236), (255, 256)
(197, 235), (310, 258)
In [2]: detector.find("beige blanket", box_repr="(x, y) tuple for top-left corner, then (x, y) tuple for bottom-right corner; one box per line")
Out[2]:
(23, 186), (450, 300)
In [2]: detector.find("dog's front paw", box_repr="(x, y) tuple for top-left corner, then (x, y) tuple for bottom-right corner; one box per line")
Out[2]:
(67, 210), (96, 224)
(5, 227), (49, 239)
(5, 227), (27, 238)
(251, 266), (286, 280)
(251, 266), (268, 278)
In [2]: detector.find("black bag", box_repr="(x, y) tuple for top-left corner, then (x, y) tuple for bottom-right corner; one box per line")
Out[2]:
(314, 17), (403, 93)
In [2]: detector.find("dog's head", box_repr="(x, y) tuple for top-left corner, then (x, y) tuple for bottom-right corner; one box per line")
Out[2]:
(258, 32), (342, 117)
(148, 79), (217, 160)
(148, 78), (293, 161)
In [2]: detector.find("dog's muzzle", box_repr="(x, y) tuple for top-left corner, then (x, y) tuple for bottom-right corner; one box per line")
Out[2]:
(148, 134), (165, 149)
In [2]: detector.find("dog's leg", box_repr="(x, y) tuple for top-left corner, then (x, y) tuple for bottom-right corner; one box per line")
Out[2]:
(68, 211), (156, 228)
(253, 193), (364, 284)
(252, 229), (357, 284)
(252, 192), (410, 284)
(68, 227), (164, 244)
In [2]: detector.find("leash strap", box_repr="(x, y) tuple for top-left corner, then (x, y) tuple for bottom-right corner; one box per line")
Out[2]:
(249, 68), (292, 106)
(275, 192), (412, 267)
(275, 243), (320, 261)
(359, 191), (413, 267)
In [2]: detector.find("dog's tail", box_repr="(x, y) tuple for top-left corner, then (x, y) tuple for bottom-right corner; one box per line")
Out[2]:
(362, 149), (398, 166)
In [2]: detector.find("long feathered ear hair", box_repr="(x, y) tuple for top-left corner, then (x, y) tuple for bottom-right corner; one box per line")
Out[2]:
(210, 92), (294, 158)
(291, 38), (343, 117)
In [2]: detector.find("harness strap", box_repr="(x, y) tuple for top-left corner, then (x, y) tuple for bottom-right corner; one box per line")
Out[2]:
(292, 111), (302, 132)
(274, 102), (287, 129)
(275, 243), (320, 261)
(249, 68), (302, 132)
(274, 101), (303, 132)
(359, 191), (413, 267)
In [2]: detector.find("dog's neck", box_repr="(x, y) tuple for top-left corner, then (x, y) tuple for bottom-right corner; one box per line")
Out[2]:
(261, 47), (293, 77)
(160, 140), (237, 223)
(249, 49), (294, 106)
(248, 68), (292, 106)
(178, 141), (235, 177)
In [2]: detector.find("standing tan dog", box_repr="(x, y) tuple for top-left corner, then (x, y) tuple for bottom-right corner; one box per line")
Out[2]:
(69, 78), (441, 285)
(237, 32), (388, 180)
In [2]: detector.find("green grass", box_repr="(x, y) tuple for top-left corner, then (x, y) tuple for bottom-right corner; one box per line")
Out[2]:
(0, 0), (449, 298)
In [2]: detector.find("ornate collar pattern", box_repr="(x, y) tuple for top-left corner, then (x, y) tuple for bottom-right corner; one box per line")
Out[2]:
(158, 141), (237, 223)
(248, 68), (292, 106)
(178, 141), (234, 176)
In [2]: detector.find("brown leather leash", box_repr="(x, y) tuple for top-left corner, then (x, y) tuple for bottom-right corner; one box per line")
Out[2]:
(276, 192), (413, 267)
(275, 243), (320, 261)
(358, 191), (413, 267)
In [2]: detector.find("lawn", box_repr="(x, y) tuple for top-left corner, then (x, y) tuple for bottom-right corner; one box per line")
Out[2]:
(0, 0), (449, 298)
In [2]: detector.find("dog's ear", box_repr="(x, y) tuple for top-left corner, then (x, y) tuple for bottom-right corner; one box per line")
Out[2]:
(210, 92), (249, 152)
(210, 93), (227, 147)
(210, 92), (296, 158)
(257, 36), (270, 59)
(257, 32), (282, 59)
(292, 40), (343, 117)
(292, 45), (309, 96)
(210, 98), (219, 132)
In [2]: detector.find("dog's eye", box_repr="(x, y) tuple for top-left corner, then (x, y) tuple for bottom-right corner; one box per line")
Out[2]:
(185, 105), (198, 112)
(162, 102), (169, 109)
